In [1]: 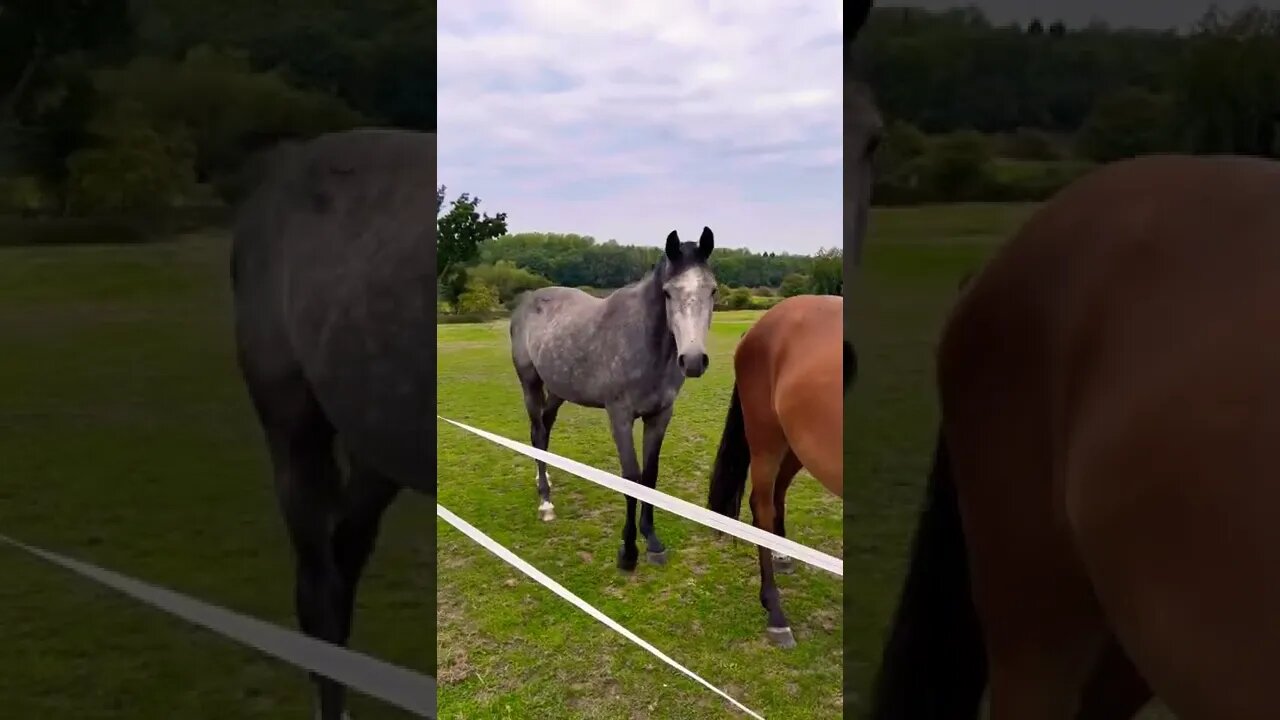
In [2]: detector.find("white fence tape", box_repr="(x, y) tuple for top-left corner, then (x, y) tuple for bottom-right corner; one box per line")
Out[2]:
(0, 533), (436, 718)
(437, 417), (843, 577)
(437, 504), (764, 719)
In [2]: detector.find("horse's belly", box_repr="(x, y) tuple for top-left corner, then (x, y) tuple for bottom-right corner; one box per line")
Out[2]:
(537, 370), (606, 408)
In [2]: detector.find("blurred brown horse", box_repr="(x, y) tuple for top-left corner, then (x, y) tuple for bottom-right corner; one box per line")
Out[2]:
(872, 154), (1280, 720)
(707, 294), (847, 648)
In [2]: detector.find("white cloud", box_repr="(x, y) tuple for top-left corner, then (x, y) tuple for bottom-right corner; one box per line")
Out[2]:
(438, 0), (843, 253)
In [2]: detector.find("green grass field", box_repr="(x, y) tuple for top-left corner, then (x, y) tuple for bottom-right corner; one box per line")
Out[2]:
(436, 311), (844, 719)
(0, 235), (431, 719)
(2, 201), (1180, 719)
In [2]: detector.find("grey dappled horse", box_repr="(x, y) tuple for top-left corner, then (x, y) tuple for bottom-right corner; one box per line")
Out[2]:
(509, 228), (717, 572)
(231, 128), (435, 720)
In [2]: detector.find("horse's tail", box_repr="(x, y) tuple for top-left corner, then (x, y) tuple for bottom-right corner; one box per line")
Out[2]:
(869, 426), (987, 720)
(707, 383), (750, 520)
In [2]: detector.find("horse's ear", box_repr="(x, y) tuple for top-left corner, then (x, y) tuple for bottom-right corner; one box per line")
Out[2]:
(697, 226), (714, 260)
(665, 230), (681, 261)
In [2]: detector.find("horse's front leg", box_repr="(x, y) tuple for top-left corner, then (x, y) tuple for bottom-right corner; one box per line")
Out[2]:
(638, 405), (674, 564)
(606, 404), (642, 572)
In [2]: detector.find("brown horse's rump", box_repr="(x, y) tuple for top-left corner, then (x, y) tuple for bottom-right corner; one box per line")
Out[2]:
(878, 155), (1280, 720)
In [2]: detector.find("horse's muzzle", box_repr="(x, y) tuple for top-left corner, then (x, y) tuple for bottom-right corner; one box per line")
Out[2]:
(678, 351), (709, 378)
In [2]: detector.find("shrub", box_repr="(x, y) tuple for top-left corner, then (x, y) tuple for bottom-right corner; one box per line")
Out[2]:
(780, 273), (810, 298)
(726, 287), (754, 310)
(1077, 87), (1176, 162)
(456, 279), (501, 314)
(920, 130), (996, 201)
(64, 104), (198, 215)
(0, 176), (53, 215)
(1002, 127), (1060, 161)
(467, 260), (552, 310)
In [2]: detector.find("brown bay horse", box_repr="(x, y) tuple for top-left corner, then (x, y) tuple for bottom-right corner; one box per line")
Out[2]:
(871, 154), (1280, 720)
(707, 294), (848, 648)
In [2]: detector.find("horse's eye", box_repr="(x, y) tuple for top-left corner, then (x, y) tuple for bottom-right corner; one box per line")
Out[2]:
(710, 287), (717, 296)
(663, 289), (671, 299)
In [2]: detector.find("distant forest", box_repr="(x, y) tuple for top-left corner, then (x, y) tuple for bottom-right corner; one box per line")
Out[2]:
(859, 4), (1280, 203)
(0, 1), (433, 218)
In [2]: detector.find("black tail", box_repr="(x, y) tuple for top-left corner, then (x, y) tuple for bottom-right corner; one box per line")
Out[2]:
(869, 428), (987, 720)
(707, 383), (750, 519)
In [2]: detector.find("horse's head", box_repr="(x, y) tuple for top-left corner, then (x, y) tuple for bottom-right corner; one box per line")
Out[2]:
(659, 227), (717, 378)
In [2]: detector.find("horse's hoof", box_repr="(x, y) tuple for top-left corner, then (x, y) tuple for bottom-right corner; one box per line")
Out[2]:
(617, 551), (638, 573)
(646, 550), (668, 565)
(773, 553), (796, 574)
(538, 501), (555, 522)
(766, 626), (797, 649)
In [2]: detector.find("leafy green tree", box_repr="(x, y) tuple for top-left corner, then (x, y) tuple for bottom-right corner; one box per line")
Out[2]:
(0, 174), (50, 213)
(1077, 87), (1175, 162)
(1174, 10), (1280, 157)
(727, 287), (753, 310)
(437, 185), (508, 306)
(780, 273), (810, 298)
(456, 279), (500, 314)
(921, 130), (993, 200)
(810, 247), (843, 295)
(64, 101), (196, 214)
(467, 260), (551, 309)
(1, 0), (134, 122)
(132, 0), (435, 130)
(1003, 127), (1059, 160)
(91, 47), (364, 197)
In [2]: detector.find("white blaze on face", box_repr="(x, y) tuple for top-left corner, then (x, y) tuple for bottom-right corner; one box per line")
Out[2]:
(664, 266), (716, 359)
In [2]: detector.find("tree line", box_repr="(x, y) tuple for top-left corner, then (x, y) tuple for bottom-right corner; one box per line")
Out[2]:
(861, 4), (1280, 204)
(0, 1), (432, 219)
(435, 188), (842, 318)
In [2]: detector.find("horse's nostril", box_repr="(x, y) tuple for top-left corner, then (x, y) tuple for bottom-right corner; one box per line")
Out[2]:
(701, 353), (709, 369)
(677, 355), (686, 368)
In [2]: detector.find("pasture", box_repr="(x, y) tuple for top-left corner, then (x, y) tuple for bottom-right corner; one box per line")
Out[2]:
(0, 234), (431, 719)
(437, 310), (844, 719)
(845, 202), (1176, 719)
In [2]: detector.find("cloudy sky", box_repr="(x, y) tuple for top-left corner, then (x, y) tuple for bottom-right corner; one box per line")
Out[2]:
(437, 1), (843, 255)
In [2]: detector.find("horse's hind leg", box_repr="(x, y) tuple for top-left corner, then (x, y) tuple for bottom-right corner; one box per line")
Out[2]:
(331, 456), (401, 650)
(738, 368), (796, 646)
(770, 450), (803, 574)
(250, 374), (351, 720)
(517, 371), (555, 521)
(747, 448), (794, 648)
(638, 405), (674, 564)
